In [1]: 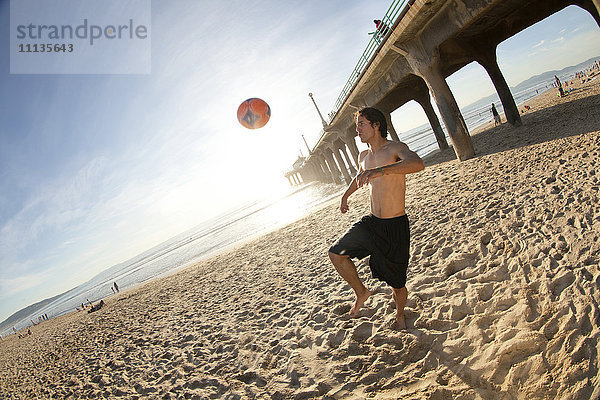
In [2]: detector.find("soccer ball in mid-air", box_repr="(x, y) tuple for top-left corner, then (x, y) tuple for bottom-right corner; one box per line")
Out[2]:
(237, 98), (271, 129)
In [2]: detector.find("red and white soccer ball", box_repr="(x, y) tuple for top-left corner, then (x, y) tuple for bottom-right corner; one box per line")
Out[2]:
(237, 98), (271, 129)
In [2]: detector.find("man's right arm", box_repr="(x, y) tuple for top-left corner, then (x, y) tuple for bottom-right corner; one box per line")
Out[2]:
(340, 178), (358, 213)
(340, 151), (366, 213)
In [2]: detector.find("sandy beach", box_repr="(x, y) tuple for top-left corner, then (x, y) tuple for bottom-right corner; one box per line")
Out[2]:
(1, 74), (599, 399)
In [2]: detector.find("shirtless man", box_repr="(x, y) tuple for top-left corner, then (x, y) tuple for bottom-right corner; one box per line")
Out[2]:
(328, 107), (424, 330)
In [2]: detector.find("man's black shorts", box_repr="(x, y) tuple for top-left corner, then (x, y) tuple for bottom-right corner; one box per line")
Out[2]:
(329, 214), (410, 289)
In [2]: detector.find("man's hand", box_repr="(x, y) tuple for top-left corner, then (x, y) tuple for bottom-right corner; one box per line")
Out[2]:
(356, 168), (383, 188)
(340, 197), (350, 213)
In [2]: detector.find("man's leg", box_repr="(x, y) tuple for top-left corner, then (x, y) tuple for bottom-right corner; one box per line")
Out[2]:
(391, 287), (408, 330)
(328, 252), (371, 317)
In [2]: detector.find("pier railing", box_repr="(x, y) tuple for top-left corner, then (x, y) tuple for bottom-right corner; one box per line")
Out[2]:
(327, 0), (413, 123)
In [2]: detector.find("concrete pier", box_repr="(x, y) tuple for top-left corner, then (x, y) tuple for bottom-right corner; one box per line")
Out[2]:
(288, 0), (600, 185)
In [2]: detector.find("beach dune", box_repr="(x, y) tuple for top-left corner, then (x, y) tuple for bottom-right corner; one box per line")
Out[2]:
(1, 77), (599, 399)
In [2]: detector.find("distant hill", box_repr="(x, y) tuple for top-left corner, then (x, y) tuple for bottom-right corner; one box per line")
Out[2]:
(512, 56), (600, 93)
(0, 290), (69, 334)
(460, 55), (600, 112)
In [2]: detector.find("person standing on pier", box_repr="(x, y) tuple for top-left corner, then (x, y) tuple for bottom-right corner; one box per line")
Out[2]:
(373, 19), (390, 39)
(328, 107), (424, 330)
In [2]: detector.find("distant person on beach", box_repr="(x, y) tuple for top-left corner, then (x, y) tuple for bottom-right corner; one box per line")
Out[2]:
(491, 103), (501, 126)
(88, 299), (104, 314)
(554, 75), (565, 97)
(554, 75), (561, 88)
(328, 107), (424, 330)
(114, 282), (119, 293)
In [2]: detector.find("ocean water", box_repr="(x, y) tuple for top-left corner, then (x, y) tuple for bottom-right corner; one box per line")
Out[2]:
(3, 70), (580, 335)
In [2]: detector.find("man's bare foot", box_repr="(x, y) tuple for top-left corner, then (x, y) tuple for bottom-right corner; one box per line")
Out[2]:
(349, 288), (371, 317)
(390, 314), (406, 330)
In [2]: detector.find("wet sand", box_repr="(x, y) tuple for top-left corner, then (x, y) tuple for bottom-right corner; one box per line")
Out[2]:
(1, 74), (599, 399)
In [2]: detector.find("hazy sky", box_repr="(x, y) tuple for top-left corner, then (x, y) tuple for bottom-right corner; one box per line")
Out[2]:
(1, 1), (599, 323)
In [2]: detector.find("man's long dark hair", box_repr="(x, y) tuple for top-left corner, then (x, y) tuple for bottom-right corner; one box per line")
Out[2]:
(355, 107), (388, 138)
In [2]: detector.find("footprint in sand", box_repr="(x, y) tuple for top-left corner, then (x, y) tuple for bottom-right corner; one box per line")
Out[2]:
(444, 252), (478, 277)
(549, 270), (575, 296)
(332, 303), (351, 316)
(351, 322), (374, 341)
(234, 371), (267, 387)
(326, 329), (346, 347)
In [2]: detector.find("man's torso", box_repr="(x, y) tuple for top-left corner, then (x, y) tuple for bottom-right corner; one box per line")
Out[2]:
(361, 143), (407, 218)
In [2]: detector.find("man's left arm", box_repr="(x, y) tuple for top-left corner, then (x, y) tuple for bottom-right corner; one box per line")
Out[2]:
(380, 142), (425, 175)
(356, 143), (424, 187)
